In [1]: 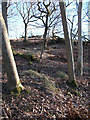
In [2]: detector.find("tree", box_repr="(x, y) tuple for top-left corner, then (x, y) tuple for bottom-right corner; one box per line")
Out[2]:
(68, 14), (77, 47)
(37, 1), (52, 58)
(33, 1), (58, 58)
(32, 1), (73, 59)
(59, 1), (76, 86)
(1, 0), (18, 34)
(77, 0), (83, 76)
(0, 12), (24, 90)
(2, 2), (8, 30)
(15, 1), (36, 41)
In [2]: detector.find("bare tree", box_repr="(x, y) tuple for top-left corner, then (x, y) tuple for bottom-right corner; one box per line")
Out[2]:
(59, 1), (76, 86)
(68, 15), (77, 46)
(37, 1), (52, 58)
(33, 1), (59, 58)
(15, 1), (36, 41)
(0, 12), (24, 90)
(2, 0), (17, 32)
(32, 1), (74, 59)
(77, 0), (83, 75)
(67, 0), (89, 44)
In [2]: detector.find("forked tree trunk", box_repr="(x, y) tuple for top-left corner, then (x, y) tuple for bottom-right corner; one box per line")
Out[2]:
(59, 1), (76, 85)
(40, 14), (48, 59)
(2, 2), (8, 31)
(77, 1), (83, 75)
(0, 12), (24, 90)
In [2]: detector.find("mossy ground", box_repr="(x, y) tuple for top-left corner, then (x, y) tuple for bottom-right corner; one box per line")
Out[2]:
(12, 49), (39, 63)
(10, 87), (22, 97)
(10, 87), (31, 97)
(15, 53), (37, 61)
(68, 80), (77, 88)
(56, 71), (68, 79)
(22, 69), (60, 93)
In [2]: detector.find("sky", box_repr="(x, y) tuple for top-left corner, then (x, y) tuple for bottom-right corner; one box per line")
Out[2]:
(0, 0), (90, 40)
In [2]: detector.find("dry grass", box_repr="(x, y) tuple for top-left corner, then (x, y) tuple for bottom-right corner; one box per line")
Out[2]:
(56, 71), (68, 79)
(22, 69), (60, 93)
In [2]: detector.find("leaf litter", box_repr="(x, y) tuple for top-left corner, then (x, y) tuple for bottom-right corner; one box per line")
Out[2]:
(2, 38), (89, 119)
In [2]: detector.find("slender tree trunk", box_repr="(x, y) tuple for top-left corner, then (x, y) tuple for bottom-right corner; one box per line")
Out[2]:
(0, 12), (2, 118)
(40, 15), (48, 59)
(44, 15), (48, 49)
(70, 18), (74, 46)
(0, 12), (24, 90)
(24, 23), (27, 42)
(77, 1), (83, 75)
(70, 19), (74, 49)
(59, 1), (76, 85)
(52, 25), (55, 37)
(88, 2), (90, 73)
(2, 2), (8, 31)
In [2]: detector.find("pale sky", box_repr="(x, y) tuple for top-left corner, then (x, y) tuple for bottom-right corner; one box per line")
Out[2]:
(0, 0), (89, 40)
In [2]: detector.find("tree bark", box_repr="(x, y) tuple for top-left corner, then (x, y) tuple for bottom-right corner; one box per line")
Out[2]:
(77, 1), (83, 75)
(2, 2), (8, 31)
(59, 1), (76, 84)
(0, 12), (24, 90)
(40, 14), (48, 59)
(24, 23), (27, 42)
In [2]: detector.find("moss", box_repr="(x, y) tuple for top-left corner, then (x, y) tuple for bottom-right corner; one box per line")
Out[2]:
(22, 47), (26, 50)
(25, 89), (31, 94)
(28, 61), (32, 65)
(12, 50), (16, 55)
(22, 70), (60, 93)
(70, 89), (81, 96)
(11, 46), (16, 55)
(19, 53), (23, 56)
(10, 87), (22, 97)
(74, 90), (81, 96)
(67, 80), (77, 88)
(14, 52), (39, 62)
(10, 81), (24, 97)
(15, 87), (22, 93)
(11, 89), (31, 98)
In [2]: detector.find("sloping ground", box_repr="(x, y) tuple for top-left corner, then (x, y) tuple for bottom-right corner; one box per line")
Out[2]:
(2, 38), (89, 119)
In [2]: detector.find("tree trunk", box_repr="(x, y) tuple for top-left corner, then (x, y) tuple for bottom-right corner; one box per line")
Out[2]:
(52, 25), (55, 37)
(40, 14), (48, 59)
(77, 1), (83, 76)
(0, 12), (24, 90)
(2, 2), (8, 77)
(24, 23), (27, 42)
(2, 2), (8, 31)
(70, 17), (74, 48)
(0, 13), (2, 118)
(59, 1), (76, 86)
(44, 15), (48, 49)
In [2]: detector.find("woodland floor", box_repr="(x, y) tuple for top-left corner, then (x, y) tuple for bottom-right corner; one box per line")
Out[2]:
(2, 38), (90, 120)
